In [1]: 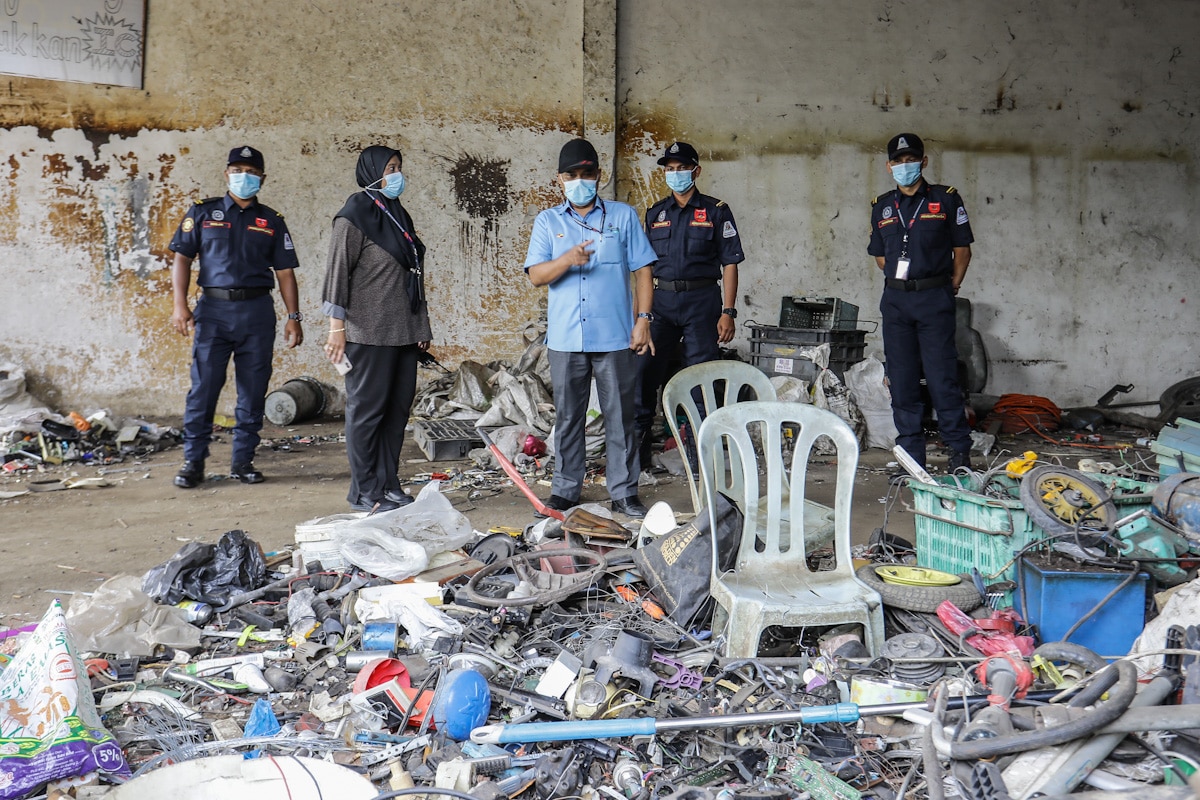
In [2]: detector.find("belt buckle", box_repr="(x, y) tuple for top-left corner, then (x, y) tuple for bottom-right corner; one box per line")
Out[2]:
(904, 279), (917, 291)
(229, 288), (245, 300)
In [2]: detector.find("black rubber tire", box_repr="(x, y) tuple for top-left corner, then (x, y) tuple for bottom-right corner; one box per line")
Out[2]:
(856, 563), (984, 613)
(1019, 466), (1116, 535)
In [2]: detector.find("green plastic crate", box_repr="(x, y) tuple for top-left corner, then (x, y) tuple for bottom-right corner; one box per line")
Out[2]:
(912, 472), (1159, 586)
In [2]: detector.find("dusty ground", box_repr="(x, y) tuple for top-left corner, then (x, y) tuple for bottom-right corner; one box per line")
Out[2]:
(0, 415), (924, 629)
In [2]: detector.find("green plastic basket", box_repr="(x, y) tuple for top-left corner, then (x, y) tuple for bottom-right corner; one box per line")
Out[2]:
(911, 472), (1159, 588)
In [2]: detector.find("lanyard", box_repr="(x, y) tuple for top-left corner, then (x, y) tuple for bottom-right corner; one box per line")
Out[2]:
(370, 195), (422, 273)
(566, 200), (606, 239)
(893, 196), (925, 255)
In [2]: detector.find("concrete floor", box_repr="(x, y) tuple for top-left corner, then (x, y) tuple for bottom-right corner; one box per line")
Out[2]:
(0, 412), (1114, 629)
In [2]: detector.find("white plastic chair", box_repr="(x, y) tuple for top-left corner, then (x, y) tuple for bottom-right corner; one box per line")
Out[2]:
(661, 361), (776, 515)
(698, 401), (885, 659)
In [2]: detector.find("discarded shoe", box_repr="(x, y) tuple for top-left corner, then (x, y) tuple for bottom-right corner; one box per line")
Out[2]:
(174, 460), (205, 489)
(611, 495), (648, 518)
(384, 489), (415, 506)
(230, 463), (265, 484)
(350, 496), (401, 513)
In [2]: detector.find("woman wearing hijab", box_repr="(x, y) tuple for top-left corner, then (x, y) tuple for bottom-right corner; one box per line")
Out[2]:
(322, 145), (431, 513)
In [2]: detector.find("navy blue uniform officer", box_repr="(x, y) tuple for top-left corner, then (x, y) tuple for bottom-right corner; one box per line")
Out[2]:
(867, 132), (974, 471)
(169, 146), (303, 488)
(635, 142), (745, 462)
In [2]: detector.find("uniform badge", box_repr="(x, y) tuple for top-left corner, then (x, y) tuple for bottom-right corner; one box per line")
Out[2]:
(722, 221), (736, 238)
(693, 208), (707, 223)
(928, 202), (941, 214)
(256, 217), (268, 228)
(284, 233), (294, 250)
(669, 143), (679, 154)
(957, 207), (969, 225)
(212, 209), (224, 221)
(241, 147), (253, 158)
(181, 218), (194, 233)
(877, 217), (897, 229)
(656, 210), (666, 223)
(882, 207), (893, 219)
(897, 136), (909, 150)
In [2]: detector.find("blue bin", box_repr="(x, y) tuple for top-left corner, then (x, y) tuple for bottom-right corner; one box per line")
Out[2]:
(1017, 556), (1148, 658)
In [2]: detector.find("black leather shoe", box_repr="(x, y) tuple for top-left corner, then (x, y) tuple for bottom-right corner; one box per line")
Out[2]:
(230, 463), (265, 484)
(384, 490), (415, 506)
(350, 496), (401, 514)
(534, 494), (577, 518)
(947, 450), (973, 472)
(174, 460), (205, 489)
(611, 495), (648, 518)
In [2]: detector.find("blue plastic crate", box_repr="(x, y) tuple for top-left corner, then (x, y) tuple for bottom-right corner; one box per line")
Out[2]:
(1016, 555), (1148, 657)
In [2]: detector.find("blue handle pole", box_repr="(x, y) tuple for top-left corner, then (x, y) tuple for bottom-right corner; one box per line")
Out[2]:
(471, 702), (861, 744)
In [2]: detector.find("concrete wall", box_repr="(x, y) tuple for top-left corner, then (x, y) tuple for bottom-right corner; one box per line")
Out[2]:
(617, 0), (1200, 407)
(0, 0), (1196, 414)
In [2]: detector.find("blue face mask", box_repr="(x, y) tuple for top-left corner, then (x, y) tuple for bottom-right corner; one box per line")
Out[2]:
(665, 169), (695, 193)
(563, 178), (598, 206)
(380, 171), (406, 199)
(890, 162), (922, 187)
(228, 173), (262, 199)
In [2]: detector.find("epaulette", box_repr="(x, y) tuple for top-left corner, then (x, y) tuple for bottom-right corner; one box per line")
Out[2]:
(945, 186), (958, 194)
(715, 200), (726, 207)
(871, 195), (880, 206)
(195, 196), (221, 205)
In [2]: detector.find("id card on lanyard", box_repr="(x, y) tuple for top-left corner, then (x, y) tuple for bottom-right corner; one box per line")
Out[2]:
(893, 197), (924, 280)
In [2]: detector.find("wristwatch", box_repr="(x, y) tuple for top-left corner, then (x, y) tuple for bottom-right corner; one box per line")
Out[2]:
(637, 312), (654, 322)
(721, 308), (737, 318)
(287, 311), (303, 322)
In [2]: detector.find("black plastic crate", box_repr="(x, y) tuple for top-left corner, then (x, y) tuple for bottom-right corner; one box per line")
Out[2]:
(778, 296), (859, 330)
(747, 324), (867, 380)
(412, 419), (483, 461)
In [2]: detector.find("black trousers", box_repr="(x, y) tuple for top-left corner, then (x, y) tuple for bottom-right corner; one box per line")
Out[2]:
(343, 342), (420, 504)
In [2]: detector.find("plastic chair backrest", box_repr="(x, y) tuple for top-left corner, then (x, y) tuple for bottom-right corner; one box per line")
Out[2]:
(699, 401), (858, 574)
(661, 361), (776, 514)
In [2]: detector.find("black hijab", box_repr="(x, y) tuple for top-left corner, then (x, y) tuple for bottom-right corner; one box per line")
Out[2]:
(334, 145), (426, 273)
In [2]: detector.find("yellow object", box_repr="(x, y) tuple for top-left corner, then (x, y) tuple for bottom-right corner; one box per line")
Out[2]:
(1006, 451), (1040, 478)
(1031, 655), (1067, 688)
(874, 565), (961, 586)
(488, 526), (523, 537)
(213, 414), (236, 428)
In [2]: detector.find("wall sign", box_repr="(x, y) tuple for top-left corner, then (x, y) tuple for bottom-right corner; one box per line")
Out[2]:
(0, 0), (145, 88)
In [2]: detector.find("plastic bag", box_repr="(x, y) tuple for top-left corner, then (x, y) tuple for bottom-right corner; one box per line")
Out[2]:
(0, 601), (130, 798)
(66, 575), (201, 657)
(770, 376), (812, 404)
(335, 483), (474, 579)
(844, 356), (897, 450)
(354, 584), (463, 650)
(448, 360), (497, 412)
(142, 529), (267, 606)
(812, 369), (867, 452)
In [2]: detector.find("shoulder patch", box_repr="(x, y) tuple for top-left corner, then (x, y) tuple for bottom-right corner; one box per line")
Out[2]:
(945, 186), (958, 194)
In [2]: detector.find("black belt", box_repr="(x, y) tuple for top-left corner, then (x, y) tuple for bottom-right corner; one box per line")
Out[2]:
(653, 278), (718, 292)
(202, 287), (271, 301)
(885, 275), (951, 292)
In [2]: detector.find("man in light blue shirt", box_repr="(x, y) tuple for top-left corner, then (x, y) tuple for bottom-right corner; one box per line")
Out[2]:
(524, 138), (657, 518)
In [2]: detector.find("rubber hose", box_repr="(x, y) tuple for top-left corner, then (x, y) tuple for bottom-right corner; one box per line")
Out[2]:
(1031, 641), (1109, 675)
(947, 660), (1137, 761)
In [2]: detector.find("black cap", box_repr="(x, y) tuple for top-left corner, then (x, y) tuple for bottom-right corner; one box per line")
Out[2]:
(558, 138), (599, 173)
(656, 141), (699, 166)
(887, 133), (924, 161)
(227, 145), (265, 171)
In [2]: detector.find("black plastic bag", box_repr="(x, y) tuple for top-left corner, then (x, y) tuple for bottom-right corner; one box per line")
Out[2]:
(632, 493), (743, 624)
(142, 529), (267, 605)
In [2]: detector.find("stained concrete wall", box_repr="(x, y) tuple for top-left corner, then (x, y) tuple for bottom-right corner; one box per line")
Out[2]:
(617, 0), (1200, 407)
(0, 0), (1196, 415)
